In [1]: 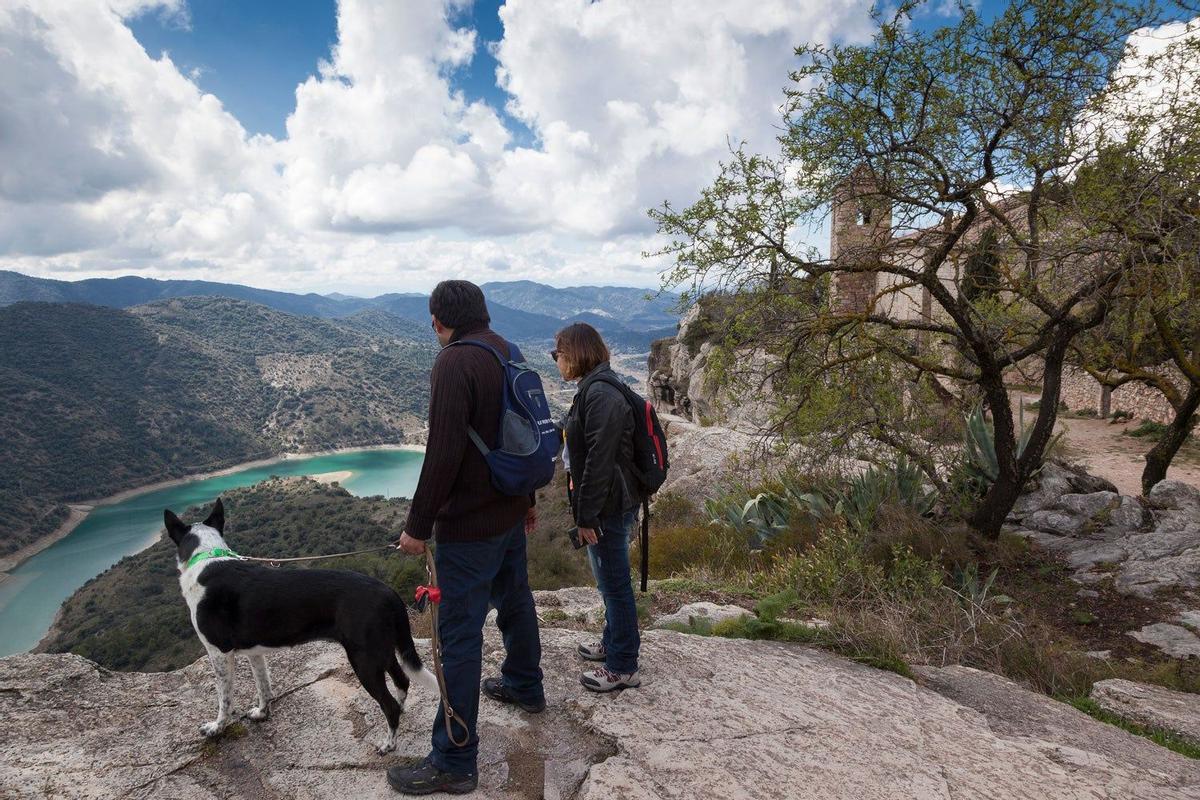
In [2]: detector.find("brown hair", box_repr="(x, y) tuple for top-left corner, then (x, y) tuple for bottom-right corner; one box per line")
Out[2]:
(554, 322), (610, 381)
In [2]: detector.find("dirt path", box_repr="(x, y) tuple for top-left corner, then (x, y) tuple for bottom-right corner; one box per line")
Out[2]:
(1050, 414), (1200, 495)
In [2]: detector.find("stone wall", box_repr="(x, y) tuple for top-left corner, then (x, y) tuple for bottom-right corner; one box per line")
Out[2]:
(1059, 365), (1181, 424)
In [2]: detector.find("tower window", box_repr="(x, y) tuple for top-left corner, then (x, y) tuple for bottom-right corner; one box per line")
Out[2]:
(857, 203), (873, 226)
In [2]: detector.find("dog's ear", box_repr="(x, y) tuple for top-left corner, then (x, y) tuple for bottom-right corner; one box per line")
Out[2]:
(164, 509), (190, 544)
(203, 498), (224, 534)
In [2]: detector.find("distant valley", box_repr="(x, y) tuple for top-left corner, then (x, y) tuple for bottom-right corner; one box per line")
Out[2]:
(0, 272), (681, 561)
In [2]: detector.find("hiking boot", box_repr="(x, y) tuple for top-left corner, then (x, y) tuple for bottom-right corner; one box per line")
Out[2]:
(386, 757), (477, 795)
(580, 667), (640, 693)
(481, 676), (546, 713)
(577, 641), (607, 661)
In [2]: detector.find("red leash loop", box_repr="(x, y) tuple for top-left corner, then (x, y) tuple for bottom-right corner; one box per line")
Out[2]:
(414, 585), (442, 605)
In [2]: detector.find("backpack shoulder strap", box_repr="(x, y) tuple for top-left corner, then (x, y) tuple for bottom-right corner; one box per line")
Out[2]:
(444, 338), (508, 364)
(443, 338), (512, 457)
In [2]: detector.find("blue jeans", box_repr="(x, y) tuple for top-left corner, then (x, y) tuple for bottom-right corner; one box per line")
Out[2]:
(586, 508), (641, 674)
(430, 520), (544, 776)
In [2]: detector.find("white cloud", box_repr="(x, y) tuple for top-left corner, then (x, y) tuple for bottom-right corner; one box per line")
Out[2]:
(1, 0), (878, 293)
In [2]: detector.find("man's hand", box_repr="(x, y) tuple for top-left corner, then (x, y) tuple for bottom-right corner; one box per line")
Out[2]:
(395, 532), (426, 555)
(578, 526), (599, 545)
(525, 507), (538, 535)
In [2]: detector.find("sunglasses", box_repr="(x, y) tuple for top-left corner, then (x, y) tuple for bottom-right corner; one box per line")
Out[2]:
(549, 349), (561, 360)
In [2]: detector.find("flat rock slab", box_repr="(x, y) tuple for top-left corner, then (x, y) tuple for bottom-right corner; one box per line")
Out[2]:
(1130, 623), (1200, 659)
(3, 630), (1200, 799)
(651, 601), (752, 629)
(1091, 679), (1200, 745)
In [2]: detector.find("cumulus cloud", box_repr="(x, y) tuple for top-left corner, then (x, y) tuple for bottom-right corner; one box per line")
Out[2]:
(2, 0), (880, 292)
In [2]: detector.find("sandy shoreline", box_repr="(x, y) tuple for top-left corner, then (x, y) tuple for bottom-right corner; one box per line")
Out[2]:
(310, 470), (354, 485)
(0, 442), (423, 579)
(0, 505), (94, 576)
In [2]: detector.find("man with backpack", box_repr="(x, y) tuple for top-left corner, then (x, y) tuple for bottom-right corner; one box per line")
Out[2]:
(390, 280), (549, 796)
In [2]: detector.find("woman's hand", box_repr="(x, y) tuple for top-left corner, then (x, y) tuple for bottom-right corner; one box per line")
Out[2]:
(578, 526), (599, 545)
(525, 507), (538, 535)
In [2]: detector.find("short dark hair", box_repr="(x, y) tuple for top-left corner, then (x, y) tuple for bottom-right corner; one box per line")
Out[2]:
(554, 322), (610, 380)
(429, 280), (490, 329)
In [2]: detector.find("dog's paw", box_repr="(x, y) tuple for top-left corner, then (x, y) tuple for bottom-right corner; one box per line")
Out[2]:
(246, 706), (269, 722)
(374, 734), (397, 755)
(199, 720), (226, 738)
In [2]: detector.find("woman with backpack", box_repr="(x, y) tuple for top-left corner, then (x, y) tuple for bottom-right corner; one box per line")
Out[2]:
(554, 322), (643, 692)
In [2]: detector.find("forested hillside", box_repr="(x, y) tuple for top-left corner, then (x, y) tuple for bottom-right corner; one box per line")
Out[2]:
(0, 298), (435, 556)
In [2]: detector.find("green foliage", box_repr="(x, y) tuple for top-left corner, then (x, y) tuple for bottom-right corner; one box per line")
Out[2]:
(1126, 420), (1170, 439)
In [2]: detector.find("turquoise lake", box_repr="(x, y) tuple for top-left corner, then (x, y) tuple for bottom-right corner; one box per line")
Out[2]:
(0, 448), (424, 658)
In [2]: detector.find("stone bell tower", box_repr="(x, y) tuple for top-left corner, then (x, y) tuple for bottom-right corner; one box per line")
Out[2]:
(830, 168), (891, 313)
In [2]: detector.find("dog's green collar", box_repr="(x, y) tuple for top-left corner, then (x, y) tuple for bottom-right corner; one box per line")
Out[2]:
(185, 547), (240, 570)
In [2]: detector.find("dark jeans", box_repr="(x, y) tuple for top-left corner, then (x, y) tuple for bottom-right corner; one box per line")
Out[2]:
(430, 520), (544, 776)
(586, 508), (641, 674)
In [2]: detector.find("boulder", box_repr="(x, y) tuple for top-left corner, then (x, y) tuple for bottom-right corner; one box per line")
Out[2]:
(1107, 495), (1150, 532)
(1010, 463), (1077, 519)
(4, 629), (1200, 799)
(1023, 509), (1086, 536)
(1059, 491), (1120, 521)
(1010, 463), (1120, 521)
(1091, 680), (1200, 746)
(1148, 480), (1200, 513)
(651, 602), (753, 630)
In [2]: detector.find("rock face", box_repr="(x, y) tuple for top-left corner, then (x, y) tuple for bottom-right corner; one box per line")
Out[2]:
(653, 413), (767, 503)
(646, 301), (773, 431)
(4, 625), (1200, 799)
(1091, 679), (1200, 746)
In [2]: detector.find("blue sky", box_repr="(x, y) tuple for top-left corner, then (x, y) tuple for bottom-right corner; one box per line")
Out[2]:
(129, 0), (533, 142)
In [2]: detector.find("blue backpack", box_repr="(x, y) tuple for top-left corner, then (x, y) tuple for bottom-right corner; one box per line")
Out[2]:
(448, 339), (559, 496)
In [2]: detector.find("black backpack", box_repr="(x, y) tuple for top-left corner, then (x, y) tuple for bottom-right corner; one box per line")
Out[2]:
(579, 373), (669, 591)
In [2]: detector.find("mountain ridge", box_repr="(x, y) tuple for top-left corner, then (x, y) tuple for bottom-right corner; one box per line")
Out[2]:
(0, 271), (679, 349)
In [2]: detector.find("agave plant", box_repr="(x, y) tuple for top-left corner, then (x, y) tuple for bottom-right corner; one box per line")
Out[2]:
(962, 404), (1057, 487)
(835, 456), (937, 532)
(706, 479), (832, 550)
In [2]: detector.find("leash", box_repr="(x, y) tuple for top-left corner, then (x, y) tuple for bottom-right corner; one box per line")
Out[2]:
(415, 548), (471, 748)
(234, 545), (395, 567)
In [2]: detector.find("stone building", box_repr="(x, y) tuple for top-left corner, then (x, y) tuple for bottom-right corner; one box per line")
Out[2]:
(828, 172), (1178, 423)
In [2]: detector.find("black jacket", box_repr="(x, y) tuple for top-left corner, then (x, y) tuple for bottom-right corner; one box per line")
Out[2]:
(564, 362), (639, 529)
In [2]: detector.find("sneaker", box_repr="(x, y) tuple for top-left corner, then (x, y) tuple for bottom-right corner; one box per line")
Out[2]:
(580, 667), (640, 693)
(481, 676), (546, 713)
(577, 641), (606, 661)
(386, 757), (477, 795)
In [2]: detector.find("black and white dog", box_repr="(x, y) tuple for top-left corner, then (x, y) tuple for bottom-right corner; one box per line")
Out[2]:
(164, 498), (435, 753)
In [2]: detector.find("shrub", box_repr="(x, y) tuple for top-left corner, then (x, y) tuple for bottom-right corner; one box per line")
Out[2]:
(1126, 420), (1169, 438)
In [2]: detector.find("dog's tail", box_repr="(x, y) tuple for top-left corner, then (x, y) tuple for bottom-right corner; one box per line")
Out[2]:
(395, 606), (438, 693)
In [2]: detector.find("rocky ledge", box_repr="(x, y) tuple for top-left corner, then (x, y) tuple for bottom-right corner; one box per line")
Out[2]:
(1006, 463), (1200, 659)
(3, 623), (1198, 799)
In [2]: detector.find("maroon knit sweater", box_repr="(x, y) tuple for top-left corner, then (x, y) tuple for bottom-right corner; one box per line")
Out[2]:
(403, 323), (531, 542)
